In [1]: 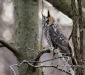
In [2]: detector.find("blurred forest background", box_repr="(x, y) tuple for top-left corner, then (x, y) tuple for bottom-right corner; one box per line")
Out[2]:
(0, 0), (85, 75)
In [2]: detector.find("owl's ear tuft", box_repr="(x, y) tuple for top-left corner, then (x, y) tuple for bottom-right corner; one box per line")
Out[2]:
(47, 10), (50, 17)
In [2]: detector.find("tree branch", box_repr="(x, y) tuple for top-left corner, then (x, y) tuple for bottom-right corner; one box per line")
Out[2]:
(46, 0), (85, 28)
(0, 39), (21, 60)
(10, 60), (72, 75)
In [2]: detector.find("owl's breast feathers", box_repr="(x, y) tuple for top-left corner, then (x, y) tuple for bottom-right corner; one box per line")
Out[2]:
(48, 25), (71, 56)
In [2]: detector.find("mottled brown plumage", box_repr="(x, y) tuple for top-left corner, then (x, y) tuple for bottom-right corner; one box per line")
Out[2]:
(42, 10), (77, 65)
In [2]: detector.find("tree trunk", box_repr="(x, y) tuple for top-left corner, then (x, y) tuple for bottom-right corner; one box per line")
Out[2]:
(71, 0), (82, 75)
(77, 0), (84, 74)
(13, 0), (38, 75)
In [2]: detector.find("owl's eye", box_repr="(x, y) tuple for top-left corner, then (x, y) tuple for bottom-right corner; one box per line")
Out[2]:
(42, 16), (54, 27)
(47, 17), (53, 26)
(46, 19), (49, 24)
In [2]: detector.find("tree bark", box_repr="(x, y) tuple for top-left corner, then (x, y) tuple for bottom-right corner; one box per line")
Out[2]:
(77, 0), (84, 74)
(71, 0), (82, 75)
(71, 0), (79, 63)
(13, 0), (38, 75)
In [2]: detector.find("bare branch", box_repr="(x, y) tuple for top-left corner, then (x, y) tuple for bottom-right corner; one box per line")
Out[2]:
(10, 64), (18, 75)
(9, 60), (72, 75)
(0, 39), (21, 60)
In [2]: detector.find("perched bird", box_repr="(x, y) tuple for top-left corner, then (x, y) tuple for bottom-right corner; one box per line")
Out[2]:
(42, 10), (77, 65)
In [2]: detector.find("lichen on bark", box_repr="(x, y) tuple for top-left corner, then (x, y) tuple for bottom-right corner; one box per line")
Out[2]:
(13, 0), (38, 75)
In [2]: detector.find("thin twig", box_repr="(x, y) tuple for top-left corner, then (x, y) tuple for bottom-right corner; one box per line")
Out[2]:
(9, 59), (85, 75)
(10, 64), (18, 75)
(9, 60), (72, 75)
